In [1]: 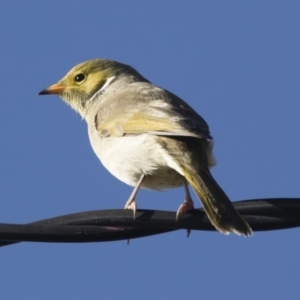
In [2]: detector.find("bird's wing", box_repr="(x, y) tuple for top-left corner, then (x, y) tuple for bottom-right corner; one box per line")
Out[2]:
(94, 82), (211, 139)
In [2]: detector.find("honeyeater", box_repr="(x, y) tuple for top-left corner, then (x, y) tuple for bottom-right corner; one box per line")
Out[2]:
(39, 58), (252, 236)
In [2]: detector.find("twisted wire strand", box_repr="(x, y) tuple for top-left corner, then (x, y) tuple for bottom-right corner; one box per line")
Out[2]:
(0, 198), (299, 247)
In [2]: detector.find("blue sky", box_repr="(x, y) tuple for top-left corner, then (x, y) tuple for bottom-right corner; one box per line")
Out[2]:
(1, 1), (300, 299)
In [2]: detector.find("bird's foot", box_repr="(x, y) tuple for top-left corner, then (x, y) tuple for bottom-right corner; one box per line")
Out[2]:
(124, 199), (137, 219)
(124, 174), (145, 220)
(176, 197), (195, 220)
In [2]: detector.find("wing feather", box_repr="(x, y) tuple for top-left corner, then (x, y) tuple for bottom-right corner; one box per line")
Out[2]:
(95, 82), (211, 139)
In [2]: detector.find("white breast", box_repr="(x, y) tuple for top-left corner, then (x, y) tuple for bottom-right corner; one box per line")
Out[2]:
(87, 125), (184, 190)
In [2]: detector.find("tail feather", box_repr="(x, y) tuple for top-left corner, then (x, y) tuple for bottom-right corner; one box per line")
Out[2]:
(184, 170), (252, 236)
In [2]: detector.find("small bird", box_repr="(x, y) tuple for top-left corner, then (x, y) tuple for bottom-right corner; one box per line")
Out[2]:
(39, 58), (252, 236)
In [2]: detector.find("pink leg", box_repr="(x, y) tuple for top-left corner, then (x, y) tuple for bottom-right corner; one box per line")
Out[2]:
(124, 174), (145, 219)
(176, 178), (195, 220)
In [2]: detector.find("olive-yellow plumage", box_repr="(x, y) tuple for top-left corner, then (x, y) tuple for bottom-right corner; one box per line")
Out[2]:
(39, 58), (252, 236)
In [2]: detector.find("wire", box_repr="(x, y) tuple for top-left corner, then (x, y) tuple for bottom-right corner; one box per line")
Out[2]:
(0, 198), (299, 247)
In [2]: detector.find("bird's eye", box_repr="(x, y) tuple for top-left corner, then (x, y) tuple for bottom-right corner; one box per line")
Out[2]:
(74, 73), (86, 83)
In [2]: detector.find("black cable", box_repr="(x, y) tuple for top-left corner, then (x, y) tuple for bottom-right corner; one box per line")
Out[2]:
(0, 198), (299, 247)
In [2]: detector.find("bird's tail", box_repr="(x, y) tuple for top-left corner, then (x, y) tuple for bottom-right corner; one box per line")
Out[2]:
(184, 169), (252, 236)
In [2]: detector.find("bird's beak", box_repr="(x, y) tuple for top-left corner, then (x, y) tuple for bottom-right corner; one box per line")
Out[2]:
(38, 83), (65, 95)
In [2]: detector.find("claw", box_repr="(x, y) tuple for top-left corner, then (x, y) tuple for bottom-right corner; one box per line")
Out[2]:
(124, 200), (137, 219)
(176, 199), (195, 220)
(124, 174), (145, 219)
(176, 178), (195, 220)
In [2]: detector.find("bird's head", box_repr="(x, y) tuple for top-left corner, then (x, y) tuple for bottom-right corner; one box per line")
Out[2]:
(38, 58), (145, 117)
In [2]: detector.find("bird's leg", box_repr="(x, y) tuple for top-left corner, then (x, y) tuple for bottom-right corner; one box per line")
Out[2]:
(176, 178), (195, 220)
(176, 178), (194, 237)
(124, 174), (145, 219)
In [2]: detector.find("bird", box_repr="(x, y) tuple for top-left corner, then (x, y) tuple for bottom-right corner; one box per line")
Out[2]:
(38, 58), (252, 236)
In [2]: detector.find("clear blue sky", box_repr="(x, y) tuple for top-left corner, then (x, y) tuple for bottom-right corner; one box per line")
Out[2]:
(1, 1), (299, 299)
